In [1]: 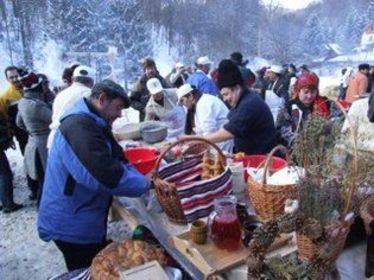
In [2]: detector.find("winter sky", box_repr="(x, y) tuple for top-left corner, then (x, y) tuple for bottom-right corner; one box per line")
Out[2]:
(261, 0), (320, 10)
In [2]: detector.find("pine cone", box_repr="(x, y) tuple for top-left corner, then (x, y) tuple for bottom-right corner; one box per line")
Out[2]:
(301, 218), (323, 241)
(277, 214), (298, 233)
(247, 254), (264, 277)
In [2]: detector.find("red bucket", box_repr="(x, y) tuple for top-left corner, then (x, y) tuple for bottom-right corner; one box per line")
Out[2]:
(233, 155), (288, 182)
(123, 147), (159, 175)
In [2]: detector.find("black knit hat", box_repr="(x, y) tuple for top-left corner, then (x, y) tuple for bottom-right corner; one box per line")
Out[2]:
(217, 59), (243, 90)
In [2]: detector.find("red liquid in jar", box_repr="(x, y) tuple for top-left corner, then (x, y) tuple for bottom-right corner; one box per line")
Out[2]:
(211, 213), (241, 251)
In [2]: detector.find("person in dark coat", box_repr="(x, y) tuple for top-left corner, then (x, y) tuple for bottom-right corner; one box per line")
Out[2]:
(368, 92), (374, 123)
(200, 60), (276, 155)
(252, 67), (269, 99)
(367, 65), (374, 95)
(230, 52), (256, 87)
(17, 72), (52, 203)
(0, 108), (23, 213)
(166, 62), (189, 88)
(130, 58), (170, 122)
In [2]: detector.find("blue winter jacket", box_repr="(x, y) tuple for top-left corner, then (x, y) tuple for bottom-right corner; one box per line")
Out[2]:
(38, 98), (149, 244)
(187, 70), (220, 96)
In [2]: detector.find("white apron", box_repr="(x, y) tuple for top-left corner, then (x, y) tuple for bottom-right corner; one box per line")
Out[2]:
(150, 94), (185, 138)
(265, 89), (284, 125)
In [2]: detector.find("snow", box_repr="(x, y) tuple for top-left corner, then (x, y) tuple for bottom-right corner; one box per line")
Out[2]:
(0, 146), (133, 280)
(326, 43), (343, 55)
(0, 45), (12, 93)
(33, 40), (65, 86)
(329, 51), (374, 63)
(151, 29), (179, 78)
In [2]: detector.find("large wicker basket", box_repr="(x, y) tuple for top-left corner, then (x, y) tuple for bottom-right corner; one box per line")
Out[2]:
(152, 137), (229, 224)
(247, 145), (299, 220)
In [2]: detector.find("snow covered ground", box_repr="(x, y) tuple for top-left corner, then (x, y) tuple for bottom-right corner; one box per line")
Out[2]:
(0, 147), (132, 280)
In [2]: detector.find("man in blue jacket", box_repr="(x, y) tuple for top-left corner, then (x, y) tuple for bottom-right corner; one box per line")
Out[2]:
(187, 56), (220, 96)
(38, 79), (149, 271)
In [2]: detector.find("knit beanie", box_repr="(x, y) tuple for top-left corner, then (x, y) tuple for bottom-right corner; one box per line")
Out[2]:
(217, 59), (243, 90)
(20, 71), (42, 90)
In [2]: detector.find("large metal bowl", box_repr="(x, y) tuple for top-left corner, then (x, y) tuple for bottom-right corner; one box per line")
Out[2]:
(140, 122), (168, 144)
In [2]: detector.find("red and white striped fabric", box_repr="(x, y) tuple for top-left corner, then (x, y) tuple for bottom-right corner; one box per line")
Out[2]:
(158, 155), (233, 222)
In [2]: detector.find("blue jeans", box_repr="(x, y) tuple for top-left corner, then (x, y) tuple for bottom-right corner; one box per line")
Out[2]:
(0, 150), (14, 208)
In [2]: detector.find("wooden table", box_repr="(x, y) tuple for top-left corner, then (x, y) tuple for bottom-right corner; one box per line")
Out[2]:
(111, 195), (297, 280)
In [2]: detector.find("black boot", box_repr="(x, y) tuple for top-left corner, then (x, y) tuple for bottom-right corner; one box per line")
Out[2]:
(3, 203), (23, 213)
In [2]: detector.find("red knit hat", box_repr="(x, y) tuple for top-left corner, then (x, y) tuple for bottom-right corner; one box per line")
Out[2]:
(294, 73), (319, 92)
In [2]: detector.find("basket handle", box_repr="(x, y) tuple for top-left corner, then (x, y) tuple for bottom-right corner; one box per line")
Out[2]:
(334, 101), (358, 218)
(261, 145), (288, 185)
(152, 136), (226, 176)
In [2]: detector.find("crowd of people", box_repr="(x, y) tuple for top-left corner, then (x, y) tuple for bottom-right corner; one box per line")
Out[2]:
(0, 52), (373, 272)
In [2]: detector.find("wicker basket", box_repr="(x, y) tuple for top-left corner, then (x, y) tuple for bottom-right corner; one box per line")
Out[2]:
(296, 225), (350, 262)
(152, 137), (227, 224)
(247, 145), (299, 221)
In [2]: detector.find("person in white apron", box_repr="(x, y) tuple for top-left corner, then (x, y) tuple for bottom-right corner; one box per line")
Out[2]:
(265, 65), (290, 125)
(176, 84), (233, 153)
(145, 78), (185, 138)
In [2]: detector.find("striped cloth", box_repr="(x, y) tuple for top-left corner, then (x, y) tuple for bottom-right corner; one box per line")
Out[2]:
(49, 268), (91, 280)
(158, 155), (233, 222)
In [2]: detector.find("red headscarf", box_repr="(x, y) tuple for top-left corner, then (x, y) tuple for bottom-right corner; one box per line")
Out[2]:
(294, 73), (330, 118)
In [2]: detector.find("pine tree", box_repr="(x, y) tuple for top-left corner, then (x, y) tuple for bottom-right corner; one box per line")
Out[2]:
(367, 0), (374, 26)
(106, 0), (152, 81)
(301, 12), (327, 57)
(343, 7), (367, 50)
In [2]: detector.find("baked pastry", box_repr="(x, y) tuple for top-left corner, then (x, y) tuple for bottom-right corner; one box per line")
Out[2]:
(91, 240), (167, 280)
(201, 152), (224, 179)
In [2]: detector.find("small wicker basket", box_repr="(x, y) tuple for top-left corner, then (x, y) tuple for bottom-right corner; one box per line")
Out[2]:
(296, 225), (350, 262)
(247, 145), (299, 221)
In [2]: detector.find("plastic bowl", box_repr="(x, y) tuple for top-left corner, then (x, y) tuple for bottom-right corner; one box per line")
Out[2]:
(123, 147), (159, 175)
(233, 155), (288, 182)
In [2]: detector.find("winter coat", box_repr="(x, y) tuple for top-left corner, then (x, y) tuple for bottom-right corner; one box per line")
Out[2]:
(223, 89), (276, 155)
(367, 73), (374, 95)
(238, 65), (256, 87)
(345, 72), (369, 103)
(0, 84), (27, 148)
(17, 89), (52, 180)
(130, 73), (170, 122)
(277, 96), (336, 148)
(252, 76), (268, 99)
(167, 70), (188, 88)
(0, 84), (22, 112)
(339, 96), (374, 153)
(38, 98), (149, 244)
(187, 70), (220, 96)
(267, 77), (290, 103)
(0, 109), (12, 151)
(368, 93), (374, 123)
(47, 82), (91, 149)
